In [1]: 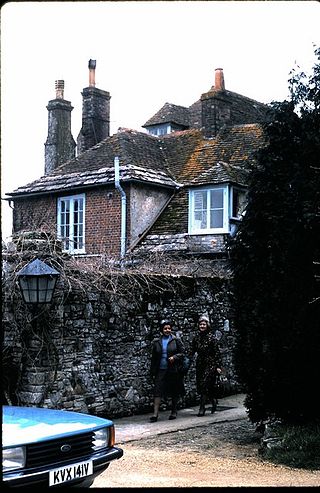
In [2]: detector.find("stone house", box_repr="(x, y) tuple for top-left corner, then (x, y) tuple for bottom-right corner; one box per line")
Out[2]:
(3, 61), (271, 415)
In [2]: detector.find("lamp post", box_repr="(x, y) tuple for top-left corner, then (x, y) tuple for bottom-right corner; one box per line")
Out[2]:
(16, 259), (60, 305)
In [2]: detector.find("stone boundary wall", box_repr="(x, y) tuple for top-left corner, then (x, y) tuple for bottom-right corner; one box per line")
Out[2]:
(2, 241), (240, 419)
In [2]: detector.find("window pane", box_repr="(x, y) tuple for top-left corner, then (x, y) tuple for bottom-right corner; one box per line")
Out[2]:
(210, 189), (224, 229)
(195, 210), (207, 229)
(210, 209), (223, 228)
(63, 200), (70, 214)
(194, 191), (207, 229)
(60, 200), (70, 250)
(194, 191), (207, 210)
(210, 189), (223, 208)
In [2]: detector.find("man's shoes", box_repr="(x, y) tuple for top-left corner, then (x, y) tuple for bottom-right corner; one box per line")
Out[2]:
(149, 415), (158, 423)
(168, 414), (177, 420)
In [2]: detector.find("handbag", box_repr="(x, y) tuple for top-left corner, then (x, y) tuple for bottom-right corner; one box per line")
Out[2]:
(215, 373), (230, 398)
(180, 356), (191, 375)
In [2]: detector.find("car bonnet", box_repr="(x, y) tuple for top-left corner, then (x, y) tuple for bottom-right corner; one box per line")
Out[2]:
(2, 406), (114, 447)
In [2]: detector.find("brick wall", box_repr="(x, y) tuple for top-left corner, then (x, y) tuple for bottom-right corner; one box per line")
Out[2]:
(85, 187), (123, 256)
(12, 187), (127, 258)
(12, 196), (56, 234)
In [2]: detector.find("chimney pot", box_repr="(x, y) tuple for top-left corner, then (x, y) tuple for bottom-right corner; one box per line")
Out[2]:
(55, 80), (64, 99)
(214, 68), (225, 91)
(88, 59), (96, 87)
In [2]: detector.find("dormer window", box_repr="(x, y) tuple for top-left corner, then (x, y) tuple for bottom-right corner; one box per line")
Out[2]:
(148, 124), (172, 136)
(188, 185), (247, 235)
(189, 186), (228, 234)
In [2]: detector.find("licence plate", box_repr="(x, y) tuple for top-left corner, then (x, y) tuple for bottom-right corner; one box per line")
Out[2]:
(49, 460), (93, 486)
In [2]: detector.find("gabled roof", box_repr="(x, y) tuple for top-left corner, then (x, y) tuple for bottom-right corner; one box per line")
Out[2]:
(142, 103), (190, 128)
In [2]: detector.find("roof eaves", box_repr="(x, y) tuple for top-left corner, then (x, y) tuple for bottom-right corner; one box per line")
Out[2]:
(6, 164), (182, 199)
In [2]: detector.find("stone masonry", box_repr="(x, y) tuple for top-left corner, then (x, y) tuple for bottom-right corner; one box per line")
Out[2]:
(2, 234), (239, 419)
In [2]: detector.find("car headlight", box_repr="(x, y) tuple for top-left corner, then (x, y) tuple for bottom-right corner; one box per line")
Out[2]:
(93, 428), (109, 450)
(3, 446), (26, 471)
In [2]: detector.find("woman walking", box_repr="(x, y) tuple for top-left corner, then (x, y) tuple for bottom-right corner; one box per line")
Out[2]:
(149, 319), (185, 422)
(191, 314), (222, 416)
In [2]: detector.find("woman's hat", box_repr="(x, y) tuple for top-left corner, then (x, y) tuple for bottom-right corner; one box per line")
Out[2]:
(199, 314), (210, 326)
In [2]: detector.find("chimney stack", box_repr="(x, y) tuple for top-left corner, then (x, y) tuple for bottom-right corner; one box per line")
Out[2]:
(214, 68), (225, 91)
(200, 67), (228, 137)
(45, 81), (76, 175)
(77, 59), (111, 154)
(88, 59), (96, 87)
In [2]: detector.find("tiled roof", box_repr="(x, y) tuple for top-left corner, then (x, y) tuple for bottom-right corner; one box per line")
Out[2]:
(188, 100), (202, 128)
(141, 123), (266, 239)
(201, 87), (268, 110)
(142, 86), (268, 132)
(7, 130), (179, 197)
(53, 130), (170, 176)
(161, 123), (265, 186)
(7, 124), (266, 198)
(142, 103), (190, 128)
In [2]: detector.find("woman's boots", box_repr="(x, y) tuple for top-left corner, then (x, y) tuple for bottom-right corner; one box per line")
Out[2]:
(197, 395), (206, 416)
(169, 398), (177, 420)
(197, 396), (218, 416)
(211, 399), (218, 414)
(149, 396), (161, 422)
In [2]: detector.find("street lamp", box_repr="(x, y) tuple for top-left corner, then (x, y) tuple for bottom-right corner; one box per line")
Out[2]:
(17, 259), (60, 304)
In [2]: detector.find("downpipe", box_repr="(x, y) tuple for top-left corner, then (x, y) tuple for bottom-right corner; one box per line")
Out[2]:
(114, 156), (126, 259)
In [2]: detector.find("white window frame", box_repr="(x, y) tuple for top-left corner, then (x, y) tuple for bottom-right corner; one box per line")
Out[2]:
(188, 186), (229, 234)
(148, 124), (171, 136)
(57, 194), (85, 254)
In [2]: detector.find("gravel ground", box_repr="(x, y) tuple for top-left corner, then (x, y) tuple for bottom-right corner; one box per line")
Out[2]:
(92, 418), (320, 487)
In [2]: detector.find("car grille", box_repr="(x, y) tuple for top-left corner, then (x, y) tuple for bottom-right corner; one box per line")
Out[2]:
(26, 431), (95, 468)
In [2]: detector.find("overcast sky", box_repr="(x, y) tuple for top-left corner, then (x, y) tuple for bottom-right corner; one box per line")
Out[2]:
(1, 1), (320, 241)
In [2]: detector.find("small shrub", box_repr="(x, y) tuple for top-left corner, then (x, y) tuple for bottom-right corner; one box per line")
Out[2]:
(261, 422), (320, 470)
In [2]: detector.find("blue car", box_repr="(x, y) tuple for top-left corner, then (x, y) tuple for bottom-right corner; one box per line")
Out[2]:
(2, 405), (123, 487)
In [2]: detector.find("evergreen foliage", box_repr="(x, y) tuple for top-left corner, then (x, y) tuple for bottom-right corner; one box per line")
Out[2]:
(230, 47), (320, 425)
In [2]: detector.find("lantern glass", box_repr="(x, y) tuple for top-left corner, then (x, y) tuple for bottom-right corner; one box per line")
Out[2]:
(19, 276), (37, 303)
(17, 259), (60, 305)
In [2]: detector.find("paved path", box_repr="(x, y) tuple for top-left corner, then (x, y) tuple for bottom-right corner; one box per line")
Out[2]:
(113, 393), (247, 444)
